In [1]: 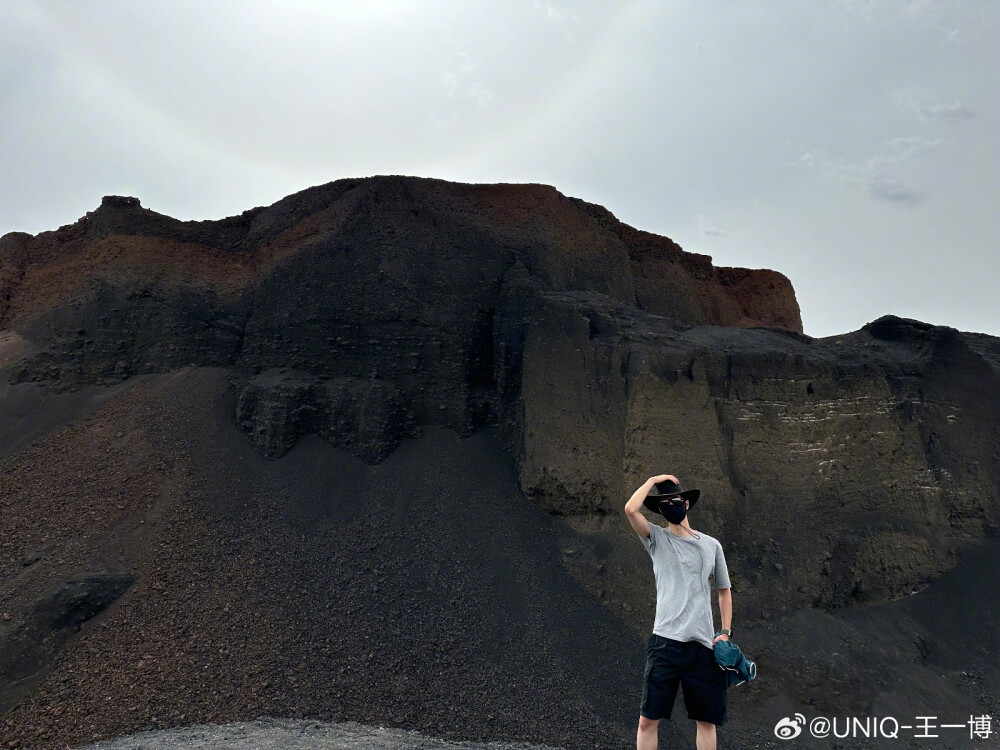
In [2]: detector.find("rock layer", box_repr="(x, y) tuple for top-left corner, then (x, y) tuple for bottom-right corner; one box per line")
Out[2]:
(1, 179), (800, 458)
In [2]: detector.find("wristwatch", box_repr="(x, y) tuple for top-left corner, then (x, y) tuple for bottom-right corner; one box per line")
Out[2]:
(718, 628), (733, 637)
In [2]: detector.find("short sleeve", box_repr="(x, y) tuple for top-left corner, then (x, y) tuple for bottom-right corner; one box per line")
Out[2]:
(713, 540), (731, 589)
(640, 522), (660, 557)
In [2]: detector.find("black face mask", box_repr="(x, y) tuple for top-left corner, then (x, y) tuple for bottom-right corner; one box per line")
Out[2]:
(661, 500), (687, 524)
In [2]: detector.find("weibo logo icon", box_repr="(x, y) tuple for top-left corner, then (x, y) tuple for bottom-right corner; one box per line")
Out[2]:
(774, 714), (806, 739)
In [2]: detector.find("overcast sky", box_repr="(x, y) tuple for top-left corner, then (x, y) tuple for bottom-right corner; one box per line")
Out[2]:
(1, 1), (996, 338)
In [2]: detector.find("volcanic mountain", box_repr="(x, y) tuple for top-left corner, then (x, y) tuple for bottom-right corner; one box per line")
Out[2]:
(1, 176), (997, 750)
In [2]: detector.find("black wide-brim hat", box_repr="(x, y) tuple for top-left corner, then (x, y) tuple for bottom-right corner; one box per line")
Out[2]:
(642, 479), (701, 514)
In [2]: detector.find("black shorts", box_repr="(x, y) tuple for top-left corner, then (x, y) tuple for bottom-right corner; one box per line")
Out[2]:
(640, 634), (727, 726)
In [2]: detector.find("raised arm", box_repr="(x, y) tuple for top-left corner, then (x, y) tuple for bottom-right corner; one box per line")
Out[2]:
(624, 474), (677, 537)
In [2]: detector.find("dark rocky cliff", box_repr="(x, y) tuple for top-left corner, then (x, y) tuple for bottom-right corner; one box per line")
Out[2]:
(0, 177), (801, 467)
(1, 177), (997, 749)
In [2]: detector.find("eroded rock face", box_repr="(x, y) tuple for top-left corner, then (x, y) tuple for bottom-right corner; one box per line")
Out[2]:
(236, 368), (421, 462)
(519, 297), (1000, 624)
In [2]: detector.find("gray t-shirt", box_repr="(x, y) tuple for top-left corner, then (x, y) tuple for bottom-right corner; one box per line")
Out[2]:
(638, 523), (731, 650)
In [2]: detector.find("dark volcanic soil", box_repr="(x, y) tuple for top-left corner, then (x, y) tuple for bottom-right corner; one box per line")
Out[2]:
(0, 367), (653, 749)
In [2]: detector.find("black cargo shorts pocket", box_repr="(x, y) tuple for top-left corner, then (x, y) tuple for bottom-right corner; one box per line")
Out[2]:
(644, 638), (655, 679)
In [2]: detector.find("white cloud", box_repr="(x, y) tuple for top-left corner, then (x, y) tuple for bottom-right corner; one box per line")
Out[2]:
(937, 24), (967, 44)
(892, 87), (976, 120)
(835, 0), (877, 21)
(924, 99), (976, 118)
(867, 175), (925, 206)
(467, 81), (495, 107)
(796, 136), (939, 207)
(439, 54), (495, 110)
(534, 1), (578, 40)
(834, 0), (983, 44)
(903, 0), (936, 20)
(695, 214), (730, 238)
(880, 136), (941, 162)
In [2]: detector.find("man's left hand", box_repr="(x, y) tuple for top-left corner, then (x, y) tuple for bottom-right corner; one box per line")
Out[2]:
(712, 633), (731, 644)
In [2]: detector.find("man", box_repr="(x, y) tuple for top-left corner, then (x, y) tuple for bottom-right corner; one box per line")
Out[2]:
(624, 473), (732, 750)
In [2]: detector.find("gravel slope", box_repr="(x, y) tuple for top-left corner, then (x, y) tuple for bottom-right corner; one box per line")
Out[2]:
(1, 367), (659, 749)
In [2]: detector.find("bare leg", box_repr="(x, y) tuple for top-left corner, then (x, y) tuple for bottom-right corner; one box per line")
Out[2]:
(695, 720), (716, 750)
(637, 715), (659, 750)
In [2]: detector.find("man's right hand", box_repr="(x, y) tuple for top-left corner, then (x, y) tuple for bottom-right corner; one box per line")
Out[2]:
(650, 474), (678, 484)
